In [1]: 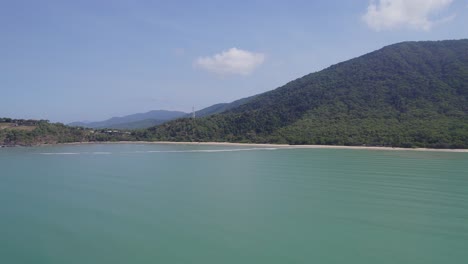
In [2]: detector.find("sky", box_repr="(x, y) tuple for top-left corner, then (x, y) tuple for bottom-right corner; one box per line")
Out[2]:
(1, 0), (468, 123)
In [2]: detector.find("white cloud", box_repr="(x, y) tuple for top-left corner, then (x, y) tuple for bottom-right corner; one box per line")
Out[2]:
(195, 48), (265, 76)
(363, 0), (454, 31)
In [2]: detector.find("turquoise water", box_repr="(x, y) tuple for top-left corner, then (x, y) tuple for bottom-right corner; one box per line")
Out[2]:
(1, 144), (467, 263)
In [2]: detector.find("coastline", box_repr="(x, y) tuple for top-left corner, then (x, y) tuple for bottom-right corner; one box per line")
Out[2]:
(2, 141), (467, 152)
(52, 141), (468, 153)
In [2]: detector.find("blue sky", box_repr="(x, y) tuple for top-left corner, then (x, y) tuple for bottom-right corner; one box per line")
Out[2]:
(1, 0), (467, 123)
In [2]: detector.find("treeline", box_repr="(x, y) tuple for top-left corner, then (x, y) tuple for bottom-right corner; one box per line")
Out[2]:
(2, 40), (468, 149)
(0, 120), (136, 146)
(0, 118), (48, 126)
(141, 40), (468, 149)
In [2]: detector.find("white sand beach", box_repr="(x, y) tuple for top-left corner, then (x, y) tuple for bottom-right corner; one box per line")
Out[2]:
(60, 141), (468, 153)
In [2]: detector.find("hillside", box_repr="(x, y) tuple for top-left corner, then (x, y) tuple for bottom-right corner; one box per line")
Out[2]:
(0, 118), (135, 146)
(101, 118), (167, 130)
(145, 40), (468, 148)
(194, 96), (256, 118)
(67, 97), (255, 130)
(69, 110), (187, 129)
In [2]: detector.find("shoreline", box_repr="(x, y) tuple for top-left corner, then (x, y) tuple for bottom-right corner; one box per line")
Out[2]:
(2, 141), (467, 152)
(50, 141), (468, 153)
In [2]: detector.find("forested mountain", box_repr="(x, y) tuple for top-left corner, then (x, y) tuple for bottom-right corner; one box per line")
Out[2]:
(143, 40), (468, 148)
(194, 96), (256, 118)
(3, 40), (468, 148)
(69, 110), (187, 129)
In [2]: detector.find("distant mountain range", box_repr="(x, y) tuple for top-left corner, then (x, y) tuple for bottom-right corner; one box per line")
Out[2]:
(69, 96), (257, 130)
(68, 110), (187, 129)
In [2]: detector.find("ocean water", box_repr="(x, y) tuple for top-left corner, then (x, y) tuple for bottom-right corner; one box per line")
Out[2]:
(0, 143), (467, 264)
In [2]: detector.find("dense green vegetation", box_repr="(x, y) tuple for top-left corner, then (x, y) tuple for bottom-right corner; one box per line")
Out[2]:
(1, 119), (85, 146)
(2, 40), (468, 148)
(0, 119), (135, 146)
(144, 40), (468, 148)
(194, 95), (256, 117)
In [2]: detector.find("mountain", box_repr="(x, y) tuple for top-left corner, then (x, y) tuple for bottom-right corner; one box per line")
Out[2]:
(145, 40), (468, 148)
(68, 98), (257, 129)
(4, 40), (468, 149)
(194, 96), (256, 118)
(69, 110), (187, 129)
(68, 121), (89, 127)
(101, 119), (168, 130)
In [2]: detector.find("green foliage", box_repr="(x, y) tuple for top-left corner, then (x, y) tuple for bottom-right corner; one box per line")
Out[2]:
(0, 120), (87, 146)
(0, 119), (135, 146)
(2, 40), (468, 149)
(147, 40), (468, 148)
